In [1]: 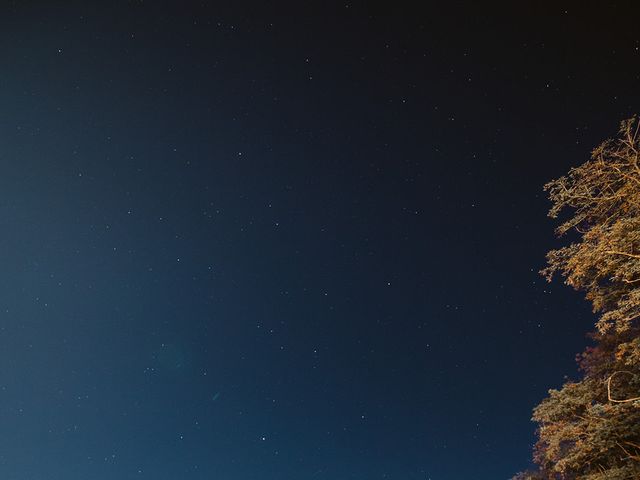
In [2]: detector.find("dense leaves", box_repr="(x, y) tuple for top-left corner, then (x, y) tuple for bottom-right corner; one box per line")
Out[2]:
(515, 118), (640, 479)
(543, 117), (640, 334)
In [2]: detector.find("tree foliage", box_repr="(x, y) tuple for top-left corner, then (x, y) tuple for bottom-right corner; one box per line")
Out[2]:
(515, 118), (640, 479)
(543, 117), (640, 334)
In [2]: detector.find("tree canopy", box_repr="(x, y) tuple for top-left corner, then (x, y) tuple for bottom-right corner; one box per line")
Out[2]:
(516, 118), (640, 479)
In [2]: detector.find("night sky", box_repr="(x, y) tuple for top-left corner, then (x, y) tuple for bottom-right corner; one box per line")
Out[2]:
(1, 2), (639, 479)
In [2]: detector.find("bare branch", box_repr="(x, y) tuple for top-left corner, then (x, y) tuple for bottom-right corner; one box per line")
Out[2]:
(606, 371), (640, 403)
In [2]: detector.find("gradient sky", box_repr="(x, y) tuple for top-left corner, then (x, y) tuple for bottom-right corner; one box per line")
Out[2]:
(1, 2), (639, 479)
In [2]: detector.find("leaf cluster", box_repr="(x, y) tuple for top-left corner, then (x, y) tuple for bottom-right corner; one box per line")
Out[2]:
(515, 118), (640, 479)
(542, 117), (640, 334)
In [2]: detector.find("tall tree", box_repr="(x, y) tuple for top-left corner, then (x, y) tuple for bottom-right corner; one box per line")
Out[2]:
(516, 118), (640, 479)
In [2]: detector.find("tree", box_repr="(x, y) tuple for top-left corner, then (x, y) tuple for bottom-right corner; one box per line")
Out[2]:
(515, 118), (640, 479)
(543, 117), (640, 335)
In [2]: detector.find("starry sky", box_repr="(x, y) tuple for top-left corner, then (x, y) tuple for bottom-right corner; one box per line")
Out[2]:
(1, 2), (639, 480)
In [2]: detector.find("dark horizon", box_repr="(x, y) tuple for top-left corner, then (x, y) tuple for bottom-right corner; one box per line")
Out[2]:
(1, 2), (639, 479)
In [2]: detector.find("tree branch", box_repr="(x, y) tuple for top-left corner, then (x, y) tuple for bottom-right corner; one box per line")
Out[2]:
(606, 371), (640, 403)
(605, 250), (640, 259)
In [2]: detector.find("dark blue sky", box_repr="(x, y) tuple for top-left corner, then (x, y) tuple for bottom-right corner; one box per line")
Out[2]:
(0, 2), (638, 479)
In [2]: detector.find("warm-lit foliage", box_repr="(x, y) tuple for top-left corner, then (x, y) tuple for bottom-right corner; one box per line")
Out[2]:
(543, 117), (640, 334)
(515, 118), (640, 479)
